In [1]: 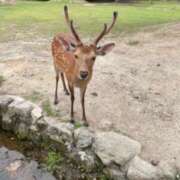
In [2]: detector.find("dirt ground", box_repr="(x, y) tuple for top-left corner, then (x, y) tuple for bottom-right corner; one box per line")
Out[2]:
(1, 23), (180, 164)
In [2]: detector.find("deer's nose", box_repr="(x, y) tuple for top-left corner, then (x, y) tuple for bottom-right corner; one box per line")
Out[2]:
(80, 71), (88, 79)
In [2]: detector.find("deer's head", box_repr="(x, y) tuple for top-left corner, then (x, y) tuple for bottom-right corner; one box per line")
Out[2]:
(63, 6), (118, 80)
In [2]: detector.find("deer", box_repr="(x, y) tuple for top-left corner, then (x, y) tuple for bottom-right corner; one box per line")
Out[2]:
(52, 5), (118, 126)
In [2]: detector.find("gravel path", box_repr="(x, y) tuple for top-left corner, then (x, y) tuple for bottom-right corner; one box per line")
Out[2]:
(1, 23), (180, 163)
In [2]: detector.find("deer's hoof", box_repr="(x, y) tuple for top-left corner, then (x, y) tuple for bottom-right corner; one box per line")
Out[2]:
(54, 99), (59, 105)
(83, 121), (89, 127)
(70, 119), (75, 124)
(65, 91), (70, 96)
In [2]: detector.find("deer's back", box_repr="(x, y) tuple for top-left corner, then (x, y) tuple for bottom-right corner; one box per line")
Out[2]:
(52, 33), (75, 73)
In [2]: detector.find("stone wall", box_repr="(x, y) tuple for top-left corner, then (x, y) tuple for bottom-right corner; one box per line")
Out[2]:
(0, 95), (179, 180)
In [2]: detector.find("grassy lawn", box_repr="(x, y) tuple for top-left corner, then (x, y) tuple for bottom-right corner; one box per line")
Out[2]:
(0, 0), (180, 41)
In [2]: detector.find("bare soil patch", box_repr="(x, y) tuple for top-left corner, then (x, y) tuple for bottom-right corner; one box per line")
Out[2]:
(1, 23), (180, 163)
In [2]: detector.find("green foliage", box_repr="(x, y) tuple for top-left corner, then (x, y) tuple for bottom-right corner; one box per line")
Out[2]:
(25, 91), (43, 102)
(0, 1), (180, 41)
(16, 132), (28, 140)
(46, 151), (63, 171)
(74, 121), (83, 129)
(42, 99), (57, 117)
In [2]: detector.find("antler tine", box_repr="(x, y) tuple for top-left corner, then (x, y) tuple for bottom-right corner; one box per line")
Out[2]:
(105, 11), (118, 35)
(94, 24), (107, 46)
(70, 20), (82, 45)
(94, 11), (118, 46)
(64, 5), (82, 45)
(64, 5), (70, 25)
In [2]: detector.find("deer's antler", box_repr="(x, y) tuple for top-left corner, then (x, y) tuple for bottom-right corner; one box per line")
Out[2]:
(94, 11), (118, 46)
(64, 5), (83, 46)
(94, 24), (107, 46)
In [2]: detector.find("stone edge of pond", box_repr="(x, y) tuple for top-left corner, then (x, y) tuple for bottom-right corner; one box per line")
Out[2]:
(0, 95), (179, 180)
(0, 146), (56, 180)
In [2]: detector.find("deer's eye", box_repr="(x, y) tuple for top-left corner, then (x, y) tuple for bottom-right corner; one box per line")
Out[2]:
(74, 54), (78, 59)
(92, 57), (96, 61)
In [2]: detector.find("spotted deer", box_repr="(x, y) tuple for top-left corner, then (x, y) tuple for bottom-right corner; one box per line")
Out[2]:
(52, 6), (118, 126)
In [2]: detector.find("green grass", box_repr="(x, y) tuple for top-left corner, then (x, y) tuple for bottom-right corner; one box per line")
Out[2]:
(24, 90), (43, 102)
(42, 99), (57, 117)
(45, 151), (63, 171)
(0, 1), (180, 40)
(74, 121), (83, 129)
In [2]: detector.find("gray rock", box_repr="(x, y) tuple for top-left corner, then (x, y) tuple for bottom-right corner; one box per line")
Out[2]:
(0, 96), (15, 129)
(45, 117), (74, 142)
(69, 149), (96, 172)
(29, 124), (38, 132)
(1, 97), (33, 130)
(36, 117), (47, 131)
(0, 95), (14, 112)
(108, 167), (126, 180)
(0, 147), (55, 180)
(1, 112), (13, 130)
(158, 160), (176, 180)
(74, 127), (94, 149)
(8, 96), (24, 104)
(0, 147), (25, 169)
(17, 161), (55, 180)
(8, 99), (33, 122)
(78, 151), (95, 171)
(127, 156), (160, 180)
(93, 132), (141, 166)
(31, 105), (43, 124)
(0, 147), (9, 160)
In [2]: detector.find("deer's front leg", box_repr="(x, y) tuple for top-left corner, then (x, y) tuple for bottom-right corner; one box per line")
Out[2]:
(68, 84), (75, 124)
(80, 87), (88, 126)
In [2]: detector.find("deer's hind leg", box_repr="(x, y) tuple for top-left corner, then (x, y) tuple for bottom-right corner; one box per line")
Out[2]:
(60, 73), (69, 95)
(54, 69), (59, 105)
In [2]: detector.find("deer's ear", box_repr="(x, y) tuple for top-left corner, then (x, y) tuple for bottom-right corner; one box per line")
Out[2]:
(68, 42), (76, 51)
(57, 37), (70, 50)
(96, 43), (115, 56)
(58, 37), (76, 51)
